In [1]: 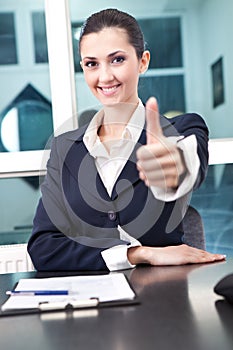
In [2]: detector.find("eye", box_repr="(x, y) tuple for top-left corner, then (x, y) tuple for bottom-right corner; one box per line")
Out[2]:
(112, 56), (125, 64)
(84, 61), (98, 68)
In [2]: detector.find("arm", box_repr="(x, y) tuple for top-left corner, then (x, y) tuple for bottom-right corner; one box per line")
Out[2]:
(28, 199), (108, 271)
(132, 98), (225, 266)
(175, 112), (209, 190)
(27, 136), (126, 271)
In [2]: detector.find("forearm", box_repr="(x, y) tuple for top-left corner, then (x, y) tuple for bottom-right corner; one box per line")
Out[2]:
(127, 244), (226, 266)
(28, 231), (108, 271)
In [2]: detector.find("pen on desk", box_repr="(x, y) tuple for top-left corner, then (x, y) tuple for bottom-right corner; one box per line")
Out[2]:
(6, 290), (72, 296)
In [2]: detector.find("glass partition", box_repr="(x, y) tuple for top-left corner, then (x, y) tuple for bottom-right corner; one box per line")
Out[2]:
(0, 84), (53, 152)
(0, 0), (53, 157)
(191, 163), (233, 256)
(0, 176), (41, 245)
(0, 12), (17, 65)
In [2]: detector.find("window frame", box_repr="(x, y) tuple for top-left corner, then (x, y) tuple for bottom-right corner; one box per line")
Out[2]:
(0, 0), (232, 179)
(0, 0), (77, 177)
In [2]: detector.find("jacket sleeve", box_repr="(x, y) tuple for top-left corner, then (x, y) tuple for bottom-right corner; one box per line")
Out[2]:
(27, 136), (112, 271)
(28, 199), (108, 271)
(173, 113), (209, 190)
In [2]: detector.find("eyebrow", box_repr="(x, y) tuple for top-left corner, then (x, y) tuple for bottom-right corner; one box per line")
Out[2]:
(82, 50), (126, 60)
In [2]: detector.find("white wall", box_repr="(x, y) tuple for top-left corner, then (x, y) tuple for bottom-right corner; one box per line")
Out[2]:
(198, 0), (233, 138)
(184, 0), (233, 138)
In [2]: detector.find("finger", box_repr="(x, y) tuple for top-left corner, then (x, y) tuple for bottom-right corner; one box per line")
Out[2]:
(146, 97), (163, 145)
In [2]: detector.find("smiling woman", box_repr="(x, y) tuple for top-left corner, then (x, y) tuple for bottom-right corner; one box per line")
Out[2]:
(27, 8), (225, 272)
(1, 0), (233, 272)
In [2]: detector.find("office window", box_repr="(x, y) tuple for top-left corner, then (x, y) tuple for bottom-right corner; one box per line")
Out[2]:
(191, 163), (233, 256)
(0, 12), (18, 65)
(71, 22), (82, 73)
(139, 75), (185, 114)
(137, 17), (184, 114)
(71, 17), (182, 72)
(0, 84), (53, 152)
(138, 17), (182, 68)
(0, 176), (41, 245)
(32, 11), (48, 63)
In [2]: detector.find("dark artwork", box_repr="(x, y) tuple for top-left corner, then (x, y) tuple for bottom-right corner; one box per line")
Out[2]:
(211, 57), (225, 108)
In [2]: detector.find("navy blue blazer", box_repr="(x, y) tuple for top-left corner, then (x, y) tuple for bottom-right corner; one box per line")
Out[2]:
(27, 113), (209, 271)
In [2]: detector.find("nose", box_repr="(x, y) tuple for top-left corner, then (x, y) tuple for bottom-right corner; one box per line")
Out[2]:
(98, 64), (114, 83)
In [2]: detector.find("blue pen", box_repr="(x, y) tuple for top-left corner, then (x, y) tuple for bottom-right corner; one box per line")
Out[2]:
(6, 290), (71, 296)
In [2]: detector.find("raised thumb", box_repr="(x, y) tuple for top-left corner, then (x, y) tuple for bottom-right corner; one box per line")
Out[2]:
(146, 97), (163, 144)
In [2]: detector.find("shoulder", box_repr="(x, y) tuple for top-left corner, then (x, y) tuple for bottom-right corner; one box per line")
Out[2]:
(55, 125), (87, 143)
(51, 125), (87, 149)
(49, 125), (87, 160)
(169, 112), (207, 128)
(164, 113), (209, 137)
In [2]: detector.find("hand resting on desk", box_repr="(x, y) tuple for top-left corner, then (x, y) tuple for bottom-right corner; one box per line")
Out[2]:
(127, 244), (226, 266)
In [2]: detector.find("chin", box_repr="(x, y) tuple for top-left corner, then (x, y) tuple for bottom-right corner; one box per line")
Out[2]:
(99, 97), (121, 106)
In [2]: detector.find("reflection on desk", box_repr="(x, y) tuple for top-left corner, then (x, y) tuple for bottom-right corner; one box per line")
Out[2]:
(1, 260), (233, 350)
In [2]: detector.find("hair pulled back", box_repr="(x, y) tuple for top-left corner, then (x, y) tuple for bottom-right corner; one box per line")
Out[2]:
(79, 8), (145, 59)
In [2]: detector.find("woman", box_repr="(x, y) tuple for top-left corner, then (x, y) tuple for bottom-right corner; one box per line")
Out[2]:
(28, 8), (225, 271)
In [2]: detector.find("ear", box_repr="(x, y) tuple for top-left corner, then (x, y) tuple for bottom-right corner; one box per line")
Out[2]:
(80, 61), (83, 70)
(139, 50), (150, 74)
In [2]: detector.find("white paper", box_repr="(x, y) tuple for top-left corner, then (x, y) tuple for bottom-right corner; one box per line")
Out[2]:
(1, 273), (135, 311)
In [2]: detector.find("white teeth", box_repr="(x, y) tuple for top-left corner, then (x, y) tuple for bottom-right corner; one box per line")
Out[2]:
(101, 86), (117, 92)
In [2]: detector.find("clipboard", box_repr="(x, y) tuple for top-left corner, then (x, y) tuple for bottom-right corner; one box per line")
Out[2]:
(0, 297), (140, 318)
(0, 273), (139, 317)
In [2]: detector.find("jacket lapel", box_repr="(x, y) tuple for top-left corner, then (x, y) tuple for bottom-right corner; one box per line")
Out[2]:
(62, 128), (110, 201)
(62, 114), (179, 202)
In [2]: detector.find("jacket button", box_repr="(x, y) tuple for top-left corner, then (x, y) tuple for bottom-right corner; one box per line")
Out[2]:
(108, 211), (117, 221)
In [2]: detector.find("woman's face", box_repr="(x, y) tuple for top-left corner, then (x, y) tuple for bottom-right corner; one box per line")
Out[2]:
(80, 27), (149, 106)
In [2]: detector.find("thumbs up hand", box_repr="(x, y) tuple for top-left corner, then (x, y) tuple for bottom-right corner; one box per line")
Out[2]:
(136, 97), (186, 189)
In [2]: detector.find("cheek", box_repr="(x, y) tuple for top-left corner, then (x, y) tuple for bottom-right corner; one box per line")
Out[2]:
(124, 69), (140, 87)
(83, 72), (96, 89)
(119, 66), (139, 84)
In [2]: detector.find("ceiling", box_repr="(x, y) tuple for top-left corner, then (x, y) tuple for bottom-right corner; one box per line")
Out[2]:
(69, 0), (204, 20)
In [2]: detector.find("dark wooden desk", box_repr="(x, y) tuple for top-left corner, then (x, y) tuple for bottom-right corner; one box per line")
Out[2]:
(1, 260), (233, 350)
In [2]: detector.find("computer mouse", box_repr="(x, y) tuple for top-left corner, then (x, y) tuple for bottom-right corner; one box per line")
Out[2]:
(214, 273), (233, 304)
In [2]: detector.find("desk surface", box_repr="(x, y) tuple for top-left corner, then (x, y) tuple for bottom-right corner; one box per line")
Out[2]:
(1, 260), (233, 350)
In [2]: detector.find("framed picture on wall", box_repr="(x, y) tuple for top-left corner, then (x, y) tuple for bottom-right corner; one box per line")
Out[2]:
(211, 56), (225, 108)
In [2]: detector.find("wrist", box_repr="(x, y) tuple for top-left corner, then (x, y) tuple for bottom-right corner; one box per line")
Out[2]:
(127, 246), (150, 265)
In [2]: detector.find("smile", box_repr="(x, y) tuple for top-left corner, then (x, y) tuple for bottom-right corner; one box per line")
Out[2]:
(98, 85), (121, 96)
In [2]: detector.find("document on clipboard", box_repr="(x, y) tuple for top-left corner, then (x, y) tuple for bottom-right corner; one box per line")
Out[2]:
(1, 273), (136, 315)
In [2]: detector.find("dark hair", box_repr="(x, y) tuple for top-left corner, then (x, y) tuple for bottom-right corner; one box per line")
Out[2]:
(79, 8), (145, 59)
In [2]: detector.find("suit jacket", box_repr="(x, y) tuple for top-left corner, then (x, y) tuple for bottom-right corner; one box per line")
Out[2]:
(27, 113), (209, 271)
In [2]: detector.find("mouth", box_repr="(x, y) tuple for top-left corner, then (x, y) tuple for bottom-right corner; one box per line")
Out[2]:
(98, 84), (121, 96)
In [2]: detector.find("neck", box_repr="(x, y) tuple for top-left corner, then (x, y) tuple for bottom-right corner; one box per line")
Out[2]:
(97, 102), (138, 142)
(103, 101), (138, 123)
